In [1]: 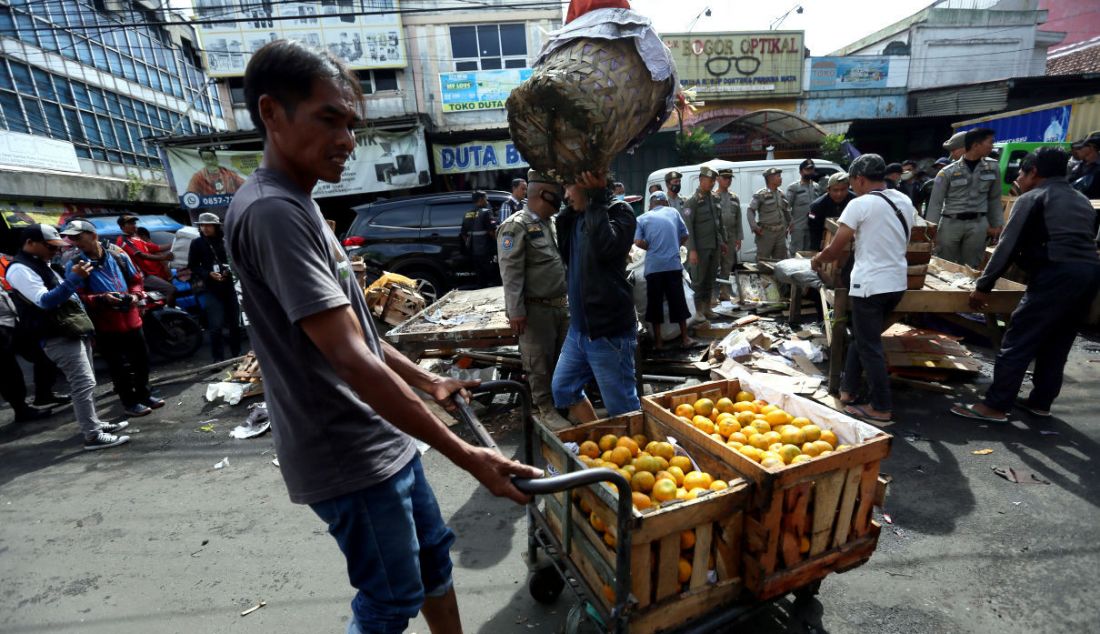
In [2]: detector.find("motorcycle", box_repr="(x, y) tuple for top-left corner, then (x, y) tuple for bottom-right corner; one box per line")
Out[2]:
(141, 290), (204, 359)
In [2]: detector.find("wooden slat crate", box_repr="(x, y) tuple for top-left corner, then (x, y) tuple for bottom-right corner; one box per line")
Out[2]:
(537, 412), (751, 634)
(643, 377), (891, 600)
(366, 283), (426, 326)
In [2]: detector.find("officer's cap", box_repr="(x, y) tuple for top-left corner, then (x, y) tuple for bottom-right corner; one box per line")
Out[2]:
(196, 212), (222, 226)
(717, 168), (733, 178)
(1085, 131), (1100, 149)
(848, 154), (887, 180)
(699, 166), (718, 179)
(527, 169), (558, 185)
(762, 167), (782, 178)
(826, 172), (849, 188)
(799, 159), (815, 170)
(933, 156), (950, 167)
(943, 131), (966, 152)
(664, 170), (683, 183)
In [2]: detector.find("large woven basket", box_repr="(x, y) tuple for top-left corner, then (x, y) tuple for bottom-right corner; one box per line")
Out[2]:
(507, 37), (674, 183)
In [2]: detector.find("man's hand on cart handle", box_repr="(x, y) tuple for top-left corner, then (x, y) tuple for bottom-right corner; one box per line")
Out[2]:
(430, 377), (480, 412)
(464, 447), (543, 505)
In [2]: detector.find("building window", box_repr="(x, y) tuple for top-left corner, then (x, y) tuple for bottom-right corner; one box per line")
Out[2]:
(450, 23), (527, 72)
(357, 69), (399, 95)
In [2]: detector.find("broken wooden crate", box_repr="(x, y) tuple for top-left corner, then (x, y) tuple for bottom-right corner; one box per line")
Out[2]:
(643, 377), (890, 600)
(365, 282), (426, 326)
(538, 412), (751, 634)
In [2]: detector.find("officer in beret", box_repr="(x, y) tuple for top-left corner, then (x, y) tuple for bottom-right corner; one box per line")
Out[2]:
(748, 167), (792, 260)
(943, 131), (967, 161)
(716, 168), (742, 301)
(682, 165), (727, 318)
(926, 127), (1004, 268)
(785, 159), (821, 252)
(497, 170), (571, 429)
(664, 170), (685, 213)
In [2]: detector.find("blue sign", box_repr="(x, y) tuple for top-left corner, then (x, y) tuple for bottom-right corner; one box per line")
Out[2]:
(810, 57), (890, 91)
(434, 140), (528, 175)
(955, 105), (1072, 143)
(439, 69), (533, 112)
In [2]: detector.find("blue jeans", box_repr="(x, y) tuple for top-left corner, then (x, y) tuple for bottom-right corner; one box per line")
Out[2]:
(552, 328), (641, 416)
(309, 455), (455, 634)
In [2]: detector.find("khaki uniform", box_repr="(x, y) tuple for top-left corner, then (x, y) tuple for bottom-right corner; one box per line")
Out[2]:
(683, 189), (727, 303)
(748, 187), (792, 261)
(926, 157), (1004, 268)
(668, 194), (685, 215)
(497, 208), (569, 409)
(716, 190), (742, 300)
(785, 180), (820, 253)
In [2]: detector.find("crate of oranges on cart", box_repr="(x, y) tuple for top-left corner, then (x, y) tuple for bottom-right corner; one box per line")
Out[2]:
(537, 411), (754, 633)
(643, 375), (891, 601)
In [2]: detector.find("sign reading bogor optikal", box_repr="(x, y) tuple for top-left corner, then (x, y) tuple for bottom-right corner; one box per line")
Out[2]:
(433, 140), (529, 175)
(662, 31), (805, 99)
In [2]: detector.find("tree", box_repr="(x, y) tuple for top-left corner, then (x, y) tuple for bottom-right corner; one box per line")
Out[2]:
(820, 133), (852, 169)
(675, 127), (715, 165)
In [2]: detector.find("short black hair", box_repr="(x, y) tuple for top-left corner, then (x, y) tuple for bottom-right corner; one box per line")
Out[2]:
(964, 127), (995, 151)
(1019, 146), (1069, 178)
(472, 190), (487, 203)
(244, 39), (360, 138)
(902, 159), (917, 168)
(511, 178), (525, 190)
(136, 227), (151, 238)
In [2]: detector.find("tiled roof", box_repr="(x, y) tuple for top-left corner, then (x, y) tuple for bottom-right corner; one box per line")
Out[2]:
(1047, 36), (1100, 75)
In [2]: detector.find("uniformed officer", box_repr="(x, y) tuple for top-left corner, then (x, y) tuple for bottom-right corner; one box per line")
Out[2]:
(461, 190), (499, 287)
(716, 168), (742, 301)
(665, 170), (685, 213)
(497, 170), (571, 430)
(785, 159), (820, 253)
(682, 165), (727, 318)
(926, 127), (1004, 268)
(748, 167), (792, 261)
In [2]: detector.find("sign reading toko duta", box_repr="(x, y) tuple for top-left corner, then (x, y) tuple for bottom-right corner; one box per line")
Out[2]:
(439, 69), (533, 113)
(164, 128), (430, 215)
(661, 31), (804, 99)
(433, 140), (528, 175)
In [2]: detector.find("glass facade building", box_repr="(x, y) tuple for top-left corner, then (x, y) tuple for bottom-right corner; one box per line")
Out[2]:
(0, 0), (228, 168)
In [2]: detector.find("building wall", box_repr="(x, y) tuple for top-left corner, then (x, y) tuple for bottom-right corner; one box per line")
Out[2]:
(799, 95), (908, 122)
(0, 0), (232, 203)
(1039, 0), (1100, 49)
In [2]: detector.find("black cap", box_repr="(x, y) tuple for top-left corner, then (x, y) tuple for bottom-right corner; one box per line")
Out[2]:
(471, 190), (487, 202)
(665, 171), (683, 183)
(848, 154), (887, 180)
(933, 156), (950, 167)
(22, 223), (66, 246)
(1085, 132), (1100, 149)
(117, 214), (139, 226)
(885, 162), (903, 175)
(799, 159), (815, 170)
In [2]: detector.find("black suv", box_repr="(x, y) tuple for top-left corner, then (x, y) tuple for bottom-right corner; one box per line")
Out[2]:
(342, 191), (510, 301)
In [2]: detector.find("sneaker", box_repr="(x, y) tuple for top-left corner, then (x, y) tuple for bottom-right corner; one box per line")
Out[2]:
(100, 420), (130, 434)
(123, 403), (152, 417)
(144, 396), (166, 410)
(83, 432), (130, 451)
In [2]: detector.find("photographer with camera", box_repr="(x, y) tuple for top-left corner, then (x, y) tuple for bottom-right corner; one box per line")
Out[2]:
(188, 213), (242, 362)
(62, 219), (163, 419)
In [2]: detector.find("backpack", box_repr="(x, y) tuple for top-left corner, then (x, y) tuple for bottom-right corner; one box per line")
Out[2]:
(0, 254), (14, 291)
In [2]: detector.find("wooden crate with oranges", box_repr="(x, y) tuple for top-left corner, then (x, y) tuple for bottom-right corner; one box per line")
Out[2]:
(537, 412), (752, 633)
(643, 377), (891, 601)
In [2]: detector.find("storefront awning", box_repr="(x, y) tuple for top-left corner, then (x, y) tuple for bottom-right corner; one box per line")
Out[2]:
(703, 109), (828, 146)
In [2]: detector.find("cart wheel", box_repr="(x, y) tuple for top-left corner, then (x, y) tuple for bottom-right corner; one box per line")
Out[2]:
(528, 565), (565, 604)
(794, 579), (822, 604)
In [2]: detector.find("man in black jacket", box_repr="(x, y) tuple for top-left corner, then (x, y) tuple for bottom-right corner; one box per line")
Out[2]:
(188, 212), (243, 361)
(551, 171), (639, 423)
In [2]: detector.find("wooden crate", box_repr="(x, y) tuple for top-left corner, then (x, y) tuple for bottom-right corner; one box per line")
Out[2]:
(822, 219), (935, 289)
(538, 412), (751, 634)
(366, 283), (426, 326)
(643, 377), (891, 600)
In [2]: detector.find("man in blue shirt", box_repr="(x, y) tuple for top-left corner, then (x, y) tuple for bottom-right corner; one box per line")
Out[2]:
(634, 191), (693, 349)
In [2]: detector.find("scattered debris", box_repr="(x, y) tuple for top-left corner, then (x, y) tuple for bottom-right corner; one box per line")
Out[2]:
(214, 457), (229, 470)
(992, 466), (1050, 485)
(230, 403), (271, 439)
(971, 448), (994, 455)
(1039, 430), (1060, 436)
(198, 421), (217, 433)
(883, 513), (893, 524)
(272, 456), (280, 467)
(240, 601), (266, 617)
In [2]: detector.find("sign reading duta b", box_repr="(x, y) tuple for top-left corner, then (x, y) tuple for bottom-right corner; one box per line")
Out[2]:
(165, 127), (430, 216)
(662, 31), (804, 99)
(433, 140), (528, 175)
(440, 69), (533, 113)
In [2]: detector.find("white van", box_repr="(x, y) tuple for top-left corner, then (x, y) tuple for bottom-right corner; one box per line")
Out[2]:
(646, 159), (842, 262)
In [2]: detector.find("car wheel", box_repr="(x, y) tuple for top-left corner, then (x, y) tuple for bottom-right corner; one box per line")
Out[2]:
(396, 268), (444, 304)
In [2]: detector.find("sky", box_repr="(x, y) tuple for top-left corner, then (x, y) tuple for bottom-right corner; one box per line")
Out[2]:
(630, 0), (938, 56)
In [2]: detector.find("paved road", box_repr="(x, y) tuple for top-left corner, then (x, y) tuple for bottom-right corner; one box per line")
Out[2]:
(1, 334), (1098, 633)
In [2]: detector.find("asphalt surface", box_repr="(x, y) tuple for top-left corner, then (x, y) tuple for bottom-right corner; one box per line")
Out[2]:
(1, 331), (1099, 634)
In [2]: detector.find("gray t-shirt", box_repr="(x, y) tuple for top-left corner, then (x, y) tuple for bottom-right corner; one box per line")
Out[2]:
(225, 168), (416, 504)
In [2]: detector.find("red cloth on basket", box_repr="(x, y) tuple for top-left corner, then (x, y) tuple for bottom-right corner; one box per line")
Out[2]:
(566, 0), (631, 23)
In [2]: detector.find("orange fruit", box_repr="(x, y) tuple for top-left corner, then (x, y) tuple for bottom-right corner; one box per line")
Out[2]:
(631, 491), (652, 511)
(654, 470), (675, 484)
(616, 437), (640, 457)
(680, 530), (695, 550)
(717, 419), (740, 438)
(601, 450), (613, 462)
(778, 444), (801, 464)
(590, 511), (606, 532)
(654, 456), (670, 472)
(677, 416), (692, 425)
(768, 442), (784, 453)
(765, 410), (789, 426)
(710, 433), (724, 443)
(602, 583), (615, 604)
(801, 424), (822, 443)
(728, 431), (749, 445)
(790, 416), (812, 428)
(710, 479), (728, 491)
(761, 455), (784, 470)
(578, 455), (595, 468)
(692, 415), (712, 429)
(678, 558), (692, 583)
(685, 487), (708, 500)
(694, 418), (716, 435)
(632, 470), (656, 492)
(674, 403), (695, 419)
(669, 456), (692, 472)
(598, 434), (619, 452)
(675, 487), (688, 500)
(835, 444), (851, 452)
(801, 442), (821, 457)
(609, 446), (632, 466)
(652, 442), (676, 461)
(634, 455), (660, 474)
(732, 401), (755, 414)
(735, 390), (754, 402)
(791, 454), (813, 465)
(622, 464), (636, 475)
(708, 409), (720, 422)
(750, 434), (771, 450)
(645, 440), (660, 455)
(693, 398), (715, 417)
(820, 430), (839, 447)
(779, 425), (805, 446)
(735, 410), (756, 425)
(617, 468), (633, 486)
(752, 420), (772, 434)
(652, 479), (677, 502)
(579, 440), (600, 459)
(604, 531), (616, 548)
(715, 397), (736, 414)
(682, 471), (707, 491)
(726, 440), (744, 450)
(633, 434), (649, 448)
(666, 465), (686, 486)
(812, 440), (834, 454)
(739, 445), (763, 462)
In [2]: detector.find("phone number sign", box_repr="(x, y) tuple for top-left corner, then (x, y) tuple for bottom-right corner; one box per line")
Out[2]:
(662, 31), (804, 99)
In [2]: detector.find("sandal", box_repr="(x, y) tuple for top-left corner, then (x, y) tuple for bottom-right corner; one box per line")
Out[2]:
(1015, 397), (1051, 418)
(844, 404), (893, 424)
(949, 403), (1008, 423)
